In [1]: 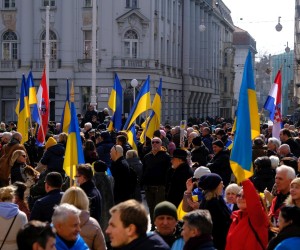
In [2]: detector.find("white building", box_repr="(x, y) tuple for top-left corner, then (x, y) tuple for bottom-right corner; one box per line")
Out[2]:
(0, 0), (234, 125)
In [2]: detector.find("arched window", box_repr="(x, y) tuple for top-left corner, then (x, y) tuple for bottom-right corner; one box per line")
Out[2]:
(40, 30), (57, 59)
(124, 30), (138, 58)
(2, 31), (17, 60)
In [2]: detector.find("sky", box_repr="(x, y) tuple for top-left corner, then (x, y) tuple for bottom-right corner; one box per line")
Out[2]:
(223, 0), (295, 59)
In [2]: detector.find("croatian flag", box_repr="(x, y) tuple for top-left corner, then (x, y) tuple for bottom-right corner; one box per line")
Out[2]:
(263, 70), (282, 139)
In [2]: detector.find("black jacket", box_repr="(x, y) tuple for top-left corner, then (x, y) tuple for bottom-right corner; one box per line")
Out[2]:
(206, 150), (232, 187)
(30, 189), (63, 222)
(113, 233), (170, 250)
(80, 179), (102, 225)
(142, 150), (171, 186)
(166, 162), (193, 207)
(191, 145), (210, 166)
(40, 144), (65, 172)
(110, 156), (132, 204)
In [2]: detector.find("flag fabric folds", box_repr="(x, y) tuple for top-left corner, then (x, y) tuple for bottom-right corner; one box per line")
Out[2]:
(263, 70), (282, 139)
(60, 80), (71, 134)
(27, 71), (40, 124)
(17, 75), (30, 144)
(230, 51), (260, 183)
(140, 78), (162, 143)
(127, 124), (138, 151)
(63, 83), (85, 180)
(123, 75), (151, 131)
(108, 74), (123, 131)
(36, 69), (49, 145)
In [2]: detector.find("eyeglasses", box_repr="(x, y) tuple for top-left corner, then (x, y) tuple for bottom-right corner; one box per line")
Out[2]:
(152, 141), (160, 144)
(21, 155), (26, 158)
(236, 193), (245, 199)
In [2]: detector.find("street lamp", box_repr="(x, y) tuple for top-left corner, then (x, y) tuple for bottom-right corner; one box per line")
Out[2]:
(285, 42), (290, 53)
(275, 16), (282, 32)
(131, 79), (138, 103)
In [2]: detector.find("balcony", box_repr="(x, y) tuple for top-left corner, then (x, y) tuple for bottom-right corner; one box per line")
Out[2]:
(31, 59), (60, 71)
(0, 60), (20, 71)
(112, 58), (154, 69)
(77, 59), (102, 72)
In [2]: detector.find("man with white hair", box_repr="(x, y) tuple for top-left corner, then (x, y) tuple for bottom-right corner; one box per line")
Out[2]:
(269, 165), (296, 226)
(110, 145), (133, 204)
(52, 203), (89, 249)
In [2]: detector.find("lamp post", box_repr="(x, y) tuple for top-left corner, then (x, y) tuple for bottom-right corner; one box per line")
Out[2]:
(131, 79), (138, 103)
(275, 16), (282, 32)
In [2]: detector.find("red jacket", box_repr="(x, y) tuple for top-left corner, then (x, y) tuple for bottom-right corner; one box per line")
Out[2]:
(225, 179), (269, 250)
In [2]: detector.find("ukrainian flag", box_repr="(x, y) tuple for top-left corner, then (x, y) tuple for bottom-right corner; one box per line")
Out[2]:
(140, 78), (162, 143)
(230, 51), (260, 183)
(108, 73), (123, 131)
(27, 71), (40, 124)
(127, 123), (138, 151)
(63, 83), (85, 180)
(123, 75), (151, 131)
(60, 80), (71, 134)
(17, 75), (30, 144)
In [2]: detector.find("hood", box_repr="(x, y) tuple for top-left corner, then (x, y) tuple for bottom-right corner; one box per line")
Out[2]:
(0, 202), (19, 219)
(79, 210), (90, 226)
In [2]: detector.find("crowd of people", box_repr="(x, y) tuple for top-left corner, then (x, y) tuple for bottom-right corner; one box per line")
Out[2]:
(1, 109), (300, 249)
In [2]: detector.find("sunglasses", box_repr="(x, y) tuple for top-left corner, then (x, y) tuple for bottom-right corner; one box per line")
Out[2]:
(152, 141), (160, 144)
(236, 193), (245, 198)
(21, 155), (26, 158)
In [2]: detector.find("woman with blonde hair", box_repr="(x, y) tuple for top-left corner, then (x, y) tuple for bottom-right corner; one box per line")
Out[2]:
(0, 185), (27, 249)
(9, 150), (39, 197)
(285, 177), (300, 207)
(60, 186), (106, 250)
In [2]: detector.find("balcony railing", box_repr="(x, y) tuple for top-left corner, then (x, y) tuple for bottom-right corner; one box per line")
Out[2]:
(0, 59), (20, 71)
(112, 58), (155, 69)
(31, 59), (60, 71)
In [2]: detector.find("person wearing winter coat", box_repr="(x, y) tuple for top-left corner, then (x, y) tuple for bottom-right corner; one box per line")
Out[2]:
(206, 140), (232, 187)
(198, 173), (231, 250)
(0, 185), (27, 249)
(225, 179), (269, 250)
(166, 149), (193, 207)
(106, 199), (170, 250)
(267, 206), (300, 250)
(60, 186), (106, 250)
(181, 210), (215, 250)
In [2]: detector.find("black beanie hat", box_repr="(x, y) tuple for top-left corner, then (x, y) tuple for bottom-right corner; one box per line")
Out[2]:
(153, 201), (177, 220)
(198, 173), (222, 191)
(192, 136), (202, 146)
(212, 139), (224, 148)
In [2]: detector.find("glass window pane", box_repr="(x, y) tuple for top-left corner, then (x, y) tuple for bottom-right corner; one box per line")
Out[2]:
(12, 43), (17, 59)
(3, 43), (10, 59)
(124, 42), (130, 57)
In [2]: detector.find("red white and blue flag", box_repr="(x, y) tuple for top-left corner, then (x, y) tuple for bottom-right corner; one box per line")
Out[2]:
(263, 70), (282, 139)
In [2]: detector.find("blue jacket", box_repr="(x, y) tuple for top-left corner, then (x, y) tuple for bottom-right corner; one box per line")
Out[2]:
(56, 234), (89, 250)
(274, 237), (300, 250)
(30, 189), (63, 222)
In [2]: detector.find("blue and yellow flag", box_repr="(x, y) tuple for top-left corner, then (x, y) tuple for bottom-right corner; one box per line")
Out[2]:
(63, 83), (85, 180)
(127, 123), (138, 151)
(108, 74), (123, 131)
(60, 80), (71, 133)
(17, 75), (30, 144)
(140, 78), (162, 143)
(27, 71), (40, 124)
(123, 75), (151, 131)
(230, 51), (260, 183)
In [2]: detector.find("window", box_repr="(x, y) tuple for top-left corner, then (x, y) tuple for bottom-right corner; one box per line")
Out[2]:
(84, 0), (92, 7)
(84, 30), (92, 59)
(126, 0), (137, 8)
(124, 30), (138, 58)
(224, 77), (227, 92)
(2, 31), (17, 60)
(40, 30), (57, 59)
(42, 0), (55, 7)
(4, 0), (15, 8)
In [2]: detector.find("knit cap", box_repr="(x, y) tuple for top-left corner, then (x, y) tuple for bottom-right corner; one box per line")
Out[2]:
(193, 166), (211, 179)
(45, 137), (57, 149)
(154, 201), (177, 220)
(212, 139), (224, 148)
(198, 173), (222, 191)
